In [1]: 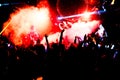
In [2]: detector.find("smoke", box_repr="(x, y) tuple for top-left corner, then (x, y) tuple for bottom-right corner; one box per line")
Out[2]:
(41, 20), (100, 48)
(2, 1), (53, 47)
(63, 20), (100, 42)
(2, 0), (102, 48)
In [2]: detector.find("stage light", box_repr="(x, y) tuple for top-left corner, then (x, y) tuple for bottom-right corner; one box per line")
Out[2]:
(80, 11), (91, 21)
(57, 10), (106, 21)
(111, 0), (115, 5)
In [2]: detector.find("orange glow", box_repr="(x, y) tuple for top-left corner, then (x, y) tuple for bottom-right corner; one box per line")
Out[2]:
(2, 1), (53, 47)
(36, 76), (43, 80)
(90, 0), (93, 2)
(2, 0), (103, 48)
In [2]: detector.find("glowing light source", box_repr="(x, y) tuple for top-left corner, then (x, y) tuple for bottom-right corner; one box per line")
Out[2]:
(83, 12), (91, 18)
(2, 0), (106, 48)
(57, 10), (106, 20)
(111, 0), (115, 5)
(0, 20), (11, 35)
(2, 1), (52, 47)
(90, 0), (94, 3)
(81, 11), (91, 21)
(36, 76), (43, 80)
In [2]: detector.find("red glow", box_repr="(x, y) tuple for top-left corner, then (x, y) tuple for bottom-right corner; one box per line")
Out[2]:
(2, 1), (53, 47)
(81, 11), (91, 21)
(88, 0), (100, 7)
(41, 20), (100, 48)
(90, 0), (93, 2)
(2, 0), (102, 48)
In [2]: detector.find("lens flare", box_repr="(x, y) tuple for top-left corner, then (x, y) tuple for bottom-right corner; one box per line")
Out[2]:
(111, 0), (115, 5)
(2, 0), (104, 48)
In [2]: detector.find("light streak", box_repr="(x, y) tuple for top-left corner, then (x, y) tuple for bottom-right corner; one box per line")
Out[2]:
(111, 0), (115, 5)
(0, 2), (24, 7)
(0, 20), (11, 35)
(58, 10), (106, 20)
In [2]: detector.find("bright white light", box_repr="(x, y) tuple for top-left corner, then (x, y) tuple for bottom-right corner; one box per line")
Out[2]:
(111, 0), (115, 5)
(105, 45), (109, 48)
(98, 44), (101, 48)
(96, 24), (105, 37)
(83, 12), (91, 19)
(111, 44), (115, 50)
(57, 10), (105, 20)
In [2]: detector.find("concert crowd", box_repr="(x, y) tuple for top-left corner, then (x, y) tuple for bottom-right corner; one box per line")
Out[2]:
(0, 0), (120, 80)
(0, 30), (120, 80)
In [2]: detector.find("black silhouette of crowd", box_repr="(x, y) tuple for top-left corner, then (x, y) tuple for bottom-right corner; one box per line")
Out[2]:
(0, 30), (120, 80)
(0, 0), (120, 80)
